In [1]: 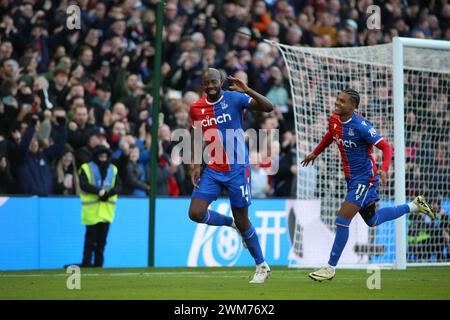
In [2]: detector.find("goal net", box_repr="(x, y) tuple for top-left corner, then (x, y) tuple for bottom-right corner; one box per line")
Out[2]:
(273, 38), (450, 268)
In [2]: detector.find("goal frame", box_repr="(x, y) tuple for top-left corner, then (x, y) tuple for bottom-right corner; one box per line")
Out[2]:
(272, 37), (450, 269)
(393, 37), (450, 269)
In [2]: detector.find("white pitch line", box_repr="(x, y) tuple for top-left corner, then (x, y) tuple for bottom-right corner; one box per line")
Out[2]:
(0, 270), (251, 278)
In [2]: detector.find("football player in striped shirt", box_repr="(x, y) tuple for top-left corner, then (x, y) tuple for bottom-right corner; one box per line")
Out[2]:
(188, 68), (274, 283)
(302, 88), (435, 281)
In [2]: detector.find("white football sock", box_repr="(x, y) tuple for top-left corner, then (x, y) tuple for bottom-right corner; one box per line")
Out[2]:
(408, 202), (419, 213)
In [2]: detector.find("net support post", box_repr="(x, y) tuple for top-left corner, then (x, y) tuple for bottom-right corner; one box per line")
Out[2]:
(393, 37), (407, 270)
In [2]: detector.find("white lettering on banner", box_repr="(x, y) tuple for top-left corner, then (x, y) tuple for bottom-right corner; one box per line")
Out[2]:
(188, 203), (242, 267)
(255, 211), (287, 260)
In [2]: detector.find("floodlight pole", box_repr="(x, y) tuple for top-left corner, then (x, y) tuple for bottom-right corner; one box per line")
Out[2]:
(148, 0), (163, 267)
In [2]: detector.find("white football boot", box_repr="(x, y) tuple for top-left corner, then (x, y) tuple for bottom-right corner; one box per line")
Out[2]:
(413, 196), (436, 220)
(309, 266), (335, 282)
(249, 261), (271, 284)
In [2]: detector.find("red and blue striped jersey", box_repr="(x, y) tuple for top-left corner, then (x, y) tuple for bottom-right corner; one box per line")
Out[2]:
(327, 113), (383, 182)
(189, 90), (252, 172)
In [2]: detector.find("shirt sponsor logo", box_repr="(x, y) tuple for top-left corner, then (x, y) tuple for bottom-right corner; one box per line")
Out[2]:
(201, 113), (232, 127)
(334, 135), (357, 148)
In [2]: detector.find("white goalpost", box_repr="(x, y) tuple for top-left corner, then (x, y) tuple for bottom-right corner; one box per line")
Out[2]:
(272, 37), (450, 269)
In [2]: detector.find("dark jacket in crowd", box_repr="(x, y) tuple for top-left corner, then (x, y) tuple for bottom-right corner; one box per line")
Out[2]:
(17, 124), (67, 195)
(273, 146), (296, 197)
(124, 160), (149, 196)
(0, 155), (15, 194)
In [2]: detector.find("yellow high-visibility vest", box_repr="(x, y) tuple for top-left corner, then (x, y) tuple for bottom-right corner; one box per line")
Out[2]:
(80, 162), (118, 225)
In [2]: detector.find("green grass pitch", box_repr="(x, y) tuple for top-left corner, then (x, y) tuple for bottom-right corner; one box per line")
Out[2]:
(1, 267), (450, 300)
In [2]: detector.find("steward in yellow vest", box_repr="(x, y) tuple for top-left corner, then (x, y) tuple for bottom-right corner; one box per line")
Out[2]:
(79, 145), (118, 267)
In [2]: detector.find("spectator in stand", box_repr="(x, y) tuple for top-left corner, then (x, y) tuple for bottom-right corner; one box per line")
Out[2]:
(252, 1), (272, 35)
(91, 82), (112, 126)
(0, 151), (15, 194)
(273, 131), (296, 197)
(68, 104), (93, 150)
(103, 102), (129, 129)
(0, 41), (14, 61)
(48, 68), (69, 109)
(123, 145), (150, 196)
(75, 126), (108, 167)
(428, 201), (450, 262)
(109, 120), (128, 158)
(250, 151), (271, 198)
(0, 0), (448, 201)
(266, 66), (289, 115)
(53, 143), (81, 195)
(63, 84), (85, 112)
(211, 29), (229, 66)
(17, 114), (66, 195)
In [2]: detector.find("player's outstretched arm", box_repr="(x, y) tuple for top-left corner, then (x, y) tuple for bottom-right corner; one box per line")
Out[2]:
(301, 130), (334, 167)
(228, 75), (274, 112)
(301, 153), (317, 166)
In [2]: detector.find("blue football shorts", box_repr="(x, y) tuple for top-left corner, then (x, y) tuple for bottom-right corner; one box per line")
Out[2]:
(345, 174), (380, 209)
(192, 165), (252, 208)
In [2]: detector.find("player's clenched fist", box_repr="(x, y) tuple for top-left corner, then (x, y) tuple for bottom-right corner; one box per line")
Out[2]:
(301, 153), (317, 166)
(190, 164), (201, 188)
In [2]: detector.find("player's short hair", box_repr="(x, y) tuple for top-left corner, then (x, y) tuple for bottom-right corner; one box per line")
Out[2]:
(342, 88), (360, 108)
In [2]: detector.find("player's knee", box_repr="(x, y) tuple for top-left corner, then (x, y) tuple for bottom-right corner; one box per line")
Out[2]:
(188, 208), (205, 223)
(335, 215), (351, 228)
(360, 202), (377, 227)
(364, 215), (378, 227)
(365, 219), (376, 227)
(233, 217), (250, 232)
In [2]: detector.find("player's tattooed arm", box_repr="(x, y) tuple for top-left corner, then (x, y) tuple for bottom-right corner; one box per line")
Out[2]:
(227, 75), (274, 112)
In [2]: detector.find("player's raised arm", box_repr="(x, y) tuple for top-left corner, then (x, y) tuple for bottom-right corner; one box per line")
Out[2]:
(301, 130), (333, 166)
(228, 75), (274, 112)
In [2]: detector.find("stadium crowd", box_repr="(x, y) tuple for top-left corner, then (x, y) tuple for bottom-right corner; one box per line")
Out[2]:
(0, 0), (449, 200)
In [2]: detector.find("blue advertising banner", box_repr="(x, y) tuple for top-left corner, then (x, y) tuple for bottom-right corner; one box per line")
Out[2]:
(0, 197), (149, 270)
(1, 197), (448, 270)
(154, 198), (292, 267)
